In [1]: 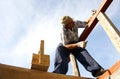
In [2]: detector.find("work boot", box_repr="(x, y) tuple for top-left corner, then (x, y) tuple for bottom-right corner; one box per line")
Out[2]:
(92, 69), (107, 77)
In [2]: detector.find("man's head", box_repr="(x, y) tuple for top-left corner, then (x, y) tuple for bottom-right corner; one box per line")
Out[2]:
(61, 16), (74, 29)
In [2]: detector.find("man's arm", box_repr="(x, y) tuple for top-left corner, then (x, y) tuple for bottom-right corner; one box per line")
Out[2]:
(76, 21), (87, 28)
(64, 43), (78, 49)
(64, 41), (87, 49)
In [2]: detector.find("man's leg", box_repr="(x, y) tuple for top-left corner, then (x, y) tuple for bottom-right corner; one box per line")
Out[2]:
(53, 43), (70, 74)
(71, 48), (105, 77)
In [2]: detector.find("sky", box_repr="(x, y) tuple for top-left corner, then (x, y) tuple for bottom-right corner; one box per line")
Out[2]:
(0, 0), (120, 78)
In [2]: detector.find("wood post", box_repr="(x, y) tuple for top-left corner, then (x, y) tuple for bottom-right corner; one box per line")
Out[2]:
(97, 60), (120, 79)
(70, 41), (87, 76)
(31, 40), (50, 71)
(39, 40), (44, 64)
(70, 53), (81, 76)
(79, 0), (113, 41)
(97, 12), (120, 53)
(0, 63), (92, 79)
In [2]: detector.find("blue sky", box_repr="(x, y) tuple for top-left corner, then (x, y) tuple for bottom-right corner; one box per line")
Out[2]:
(0, 0), (120, 78)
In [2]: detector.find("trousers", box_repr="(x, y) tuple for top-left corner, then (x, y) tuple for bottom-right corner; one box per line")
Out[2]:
(53, 43), (103, 74)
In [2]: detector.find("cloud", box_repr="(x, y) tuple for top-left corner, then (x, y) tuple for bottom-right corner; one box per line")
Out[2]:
(0, 0), (120, 77)
(0, 0), (44, 52)
(0, 1), (18, 45)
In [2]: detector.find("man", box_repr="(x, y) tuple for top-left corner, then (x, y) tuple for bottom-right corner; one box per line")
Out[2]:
(53, 16), (106, 77)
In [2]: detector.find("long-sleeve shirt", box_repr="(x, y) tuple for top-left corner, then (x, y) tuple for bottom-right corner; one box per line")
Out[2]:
(61, 20), (87, 45)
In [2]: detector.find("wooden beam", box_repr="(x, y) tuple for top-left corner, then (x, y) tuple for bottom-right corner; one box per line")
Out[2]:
(70, 53), (81, 76)
(70, 41), (87, 76)
(31, 53), (50, 71)
(79, 0), (113, 41)
(31, 40), (50, 71)
(97, 12), (120, 53)
(98, 60), (120, 79)
(0, 64), (92, 79)
(39, 40), (44, 55)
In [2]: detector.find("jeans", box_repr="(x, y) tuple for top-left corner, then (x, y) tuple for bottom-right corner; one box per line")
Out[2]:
(53, 43), (103, 74)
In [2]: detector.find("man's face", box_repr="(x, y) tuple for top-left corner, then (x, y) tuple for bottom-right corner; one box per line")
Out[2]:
(65, 20), (74, 29)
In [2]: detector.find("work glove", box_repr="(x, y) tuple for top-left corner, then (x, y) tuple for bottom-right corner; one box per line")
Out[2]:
(77, 41), (88, 48)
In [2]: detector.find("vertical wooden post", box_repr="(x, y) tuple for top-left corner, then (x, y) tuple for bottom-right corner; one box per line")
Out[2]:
(71, 0), (113, 77)
(97, 12), (120, 53)
(70, 54), (81, 76)
(79, 0), (113, 41)
(39, 40), (44, 55)
(70, 41), (87, 76)
(31, 40), (50, 71)
(39, 40), (44, 64)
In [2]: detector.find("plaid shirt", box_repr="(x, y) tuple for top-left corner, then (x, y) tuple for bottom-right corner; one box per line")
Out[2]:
(61, 20), (87, 45)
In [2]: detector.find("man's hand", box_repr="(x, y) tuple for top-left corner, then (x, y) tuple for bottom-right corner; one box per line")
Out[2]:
(64, 41), (88, 49)
(77, 41), (88, 48)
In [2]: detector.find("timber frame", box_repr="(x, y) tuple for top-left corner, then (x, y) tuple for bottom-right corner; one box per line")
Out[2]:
(71, 0), (120, 76)
(0, 63), (92, 79)
(0, 0), (120, 79)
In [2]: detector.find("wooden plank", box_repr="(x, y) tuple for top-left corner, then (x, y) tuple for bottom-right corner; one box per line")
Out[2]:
(70, 41), (87, 76)
(0, 64), (92, 79)
(39, 40), (44, 63)
(31, 53), (50, 71)
(79, 0), (113, 41)
(97, 12), (120, 53)
(70, 53), (80, 76)
(97, 60), (120, 79)
(31, 40), (50, 71)
(39, 40), (44, 55)
(110, 67), (120, 79)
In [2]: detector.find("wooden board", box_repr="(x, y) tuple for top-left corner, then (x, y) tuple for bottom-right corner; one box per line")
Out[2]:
(31, 40), (50, 71)
(97, 12), (120, 53)
(98, 60), (120, 79)
(31, 53), (50, 71)
(70, 53), (80, 76)
(0, 63), (93, 79)
(79, 0), (113, 41)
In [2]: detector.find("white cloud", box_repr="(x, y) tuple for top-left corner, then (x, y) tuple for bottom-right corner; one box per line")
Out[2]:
(0, 0), (120, 77)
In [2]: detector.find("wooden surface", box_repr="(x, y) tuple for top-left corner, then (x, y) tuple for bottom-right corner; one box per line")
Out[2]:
(98, 60), (120, 79)
(0, 64), (93, 79)
(70, 41), (88, 76)
(39, 40), (44, 63)
(97, 12), (120, 53)
(70, 53), (80, 76)
(31, 40), (50, 71)
(79, 0), (113, 41)
(39, 40), (44, 55)
(31, 53), (50, 71)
